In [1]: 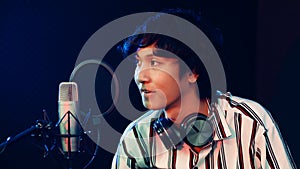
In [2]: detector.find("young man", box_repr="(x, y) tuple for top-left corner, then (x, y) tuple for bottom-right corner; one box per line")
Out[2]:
(112, 9), (296, 169)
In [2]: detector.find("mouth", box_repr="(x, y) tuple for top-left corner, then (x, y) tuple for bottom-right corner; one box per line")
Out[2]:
(141, 88), (154, 94)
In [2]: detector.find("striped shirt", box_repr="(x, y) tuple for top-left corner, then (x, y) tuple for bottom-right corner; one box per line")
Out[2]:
(112, 95), (296, 169)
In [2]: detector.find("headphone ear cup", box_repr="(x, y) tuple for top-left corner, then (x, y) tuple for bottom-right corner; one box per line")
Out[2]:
(181, 114), (213, 147)
(152, 118), (182, 149)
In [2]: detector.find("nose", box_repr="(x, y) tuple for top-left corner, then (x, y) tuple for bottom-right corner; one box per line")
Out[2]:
(135, 66), (150, 84)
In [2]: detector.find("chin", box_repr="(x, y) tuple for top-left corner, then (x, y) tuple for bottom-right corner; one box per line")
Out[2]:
(143, 102), (165, 110)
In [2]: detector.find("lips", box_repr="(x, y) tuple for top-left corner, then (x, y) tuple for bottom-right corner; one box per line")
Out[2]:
(141, 88), (154, 94)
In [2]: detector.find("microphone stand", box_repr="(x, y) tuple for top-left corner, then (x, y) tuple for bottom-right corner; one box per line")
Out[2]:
(55, 111), (83, 169)
(0, 120), (51, 152)
(0, 110), (99, 169)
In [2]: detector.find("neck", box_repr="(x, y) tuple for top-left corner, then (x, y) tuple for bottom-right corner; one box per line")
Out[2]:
(165, 90), (209, 124)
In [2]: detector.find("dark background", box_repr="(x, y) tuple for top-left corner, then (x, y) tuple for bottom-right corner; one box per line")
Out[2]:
(0, 0), (299, 168)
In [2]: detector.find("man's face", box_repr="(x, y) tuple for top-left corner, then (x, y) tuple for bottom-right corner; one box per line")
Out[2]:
(134, 46), (189, 110)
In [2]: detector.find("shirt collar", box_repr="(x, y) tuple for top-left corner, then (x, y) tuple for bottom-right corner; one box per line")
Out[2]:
(209, 98), (232, 141)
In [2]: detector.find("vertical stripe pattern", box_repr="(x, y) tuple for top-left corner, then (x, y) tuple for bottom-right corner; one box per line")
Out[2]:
(112, 96), (296, 169)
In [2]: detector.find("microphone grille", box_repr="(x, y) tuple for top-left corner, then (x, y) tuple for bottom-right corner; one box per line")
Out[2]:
(59, 82), (79, 102)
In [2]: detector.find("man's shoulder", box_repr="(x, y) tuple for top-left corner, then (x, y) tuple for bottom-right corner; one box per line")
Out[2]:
(231, 95), (270, 118)
(218, 93), (276, 129)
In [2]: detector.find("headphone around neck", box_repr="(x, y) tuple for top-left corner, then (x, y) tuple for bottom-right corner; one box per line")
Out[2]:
(152, 113), (213, 150)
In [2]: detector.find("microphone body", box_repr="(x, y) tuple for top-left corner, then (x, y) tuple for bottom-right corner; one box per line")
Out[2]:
(58, 82), (80, 153)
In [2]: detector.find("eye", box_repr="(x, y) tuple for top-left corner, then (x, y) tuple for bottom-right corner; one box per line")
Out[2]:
(150, 59), (160, 66)
(135, 55), (142, 66)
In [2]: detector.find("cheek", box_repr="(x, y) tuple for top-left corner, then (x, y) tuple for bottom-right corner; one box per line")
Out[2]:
(156, 73), (181, 99)
(144, 88), (168, 109)
(165, 81), (181, 101)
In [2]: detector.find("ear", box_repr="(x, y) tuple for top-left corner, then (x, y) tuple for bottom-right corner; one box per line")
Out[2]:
(187, 71), (199, 83)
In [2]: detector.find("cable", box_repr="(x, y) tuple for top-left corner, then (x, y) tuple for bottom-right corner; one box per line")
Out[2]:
(0, 140), (7, 154)
(82, 127), (100, 169)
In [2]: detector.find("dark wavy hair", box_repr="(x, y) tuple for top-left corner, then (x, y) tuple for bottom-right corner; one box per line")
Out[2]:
(118, 8), (224, 99)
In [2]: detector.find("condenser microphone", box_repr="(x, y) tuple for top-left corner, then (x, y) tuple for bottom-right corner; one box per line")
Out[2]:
(58, 82), (80, 154)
